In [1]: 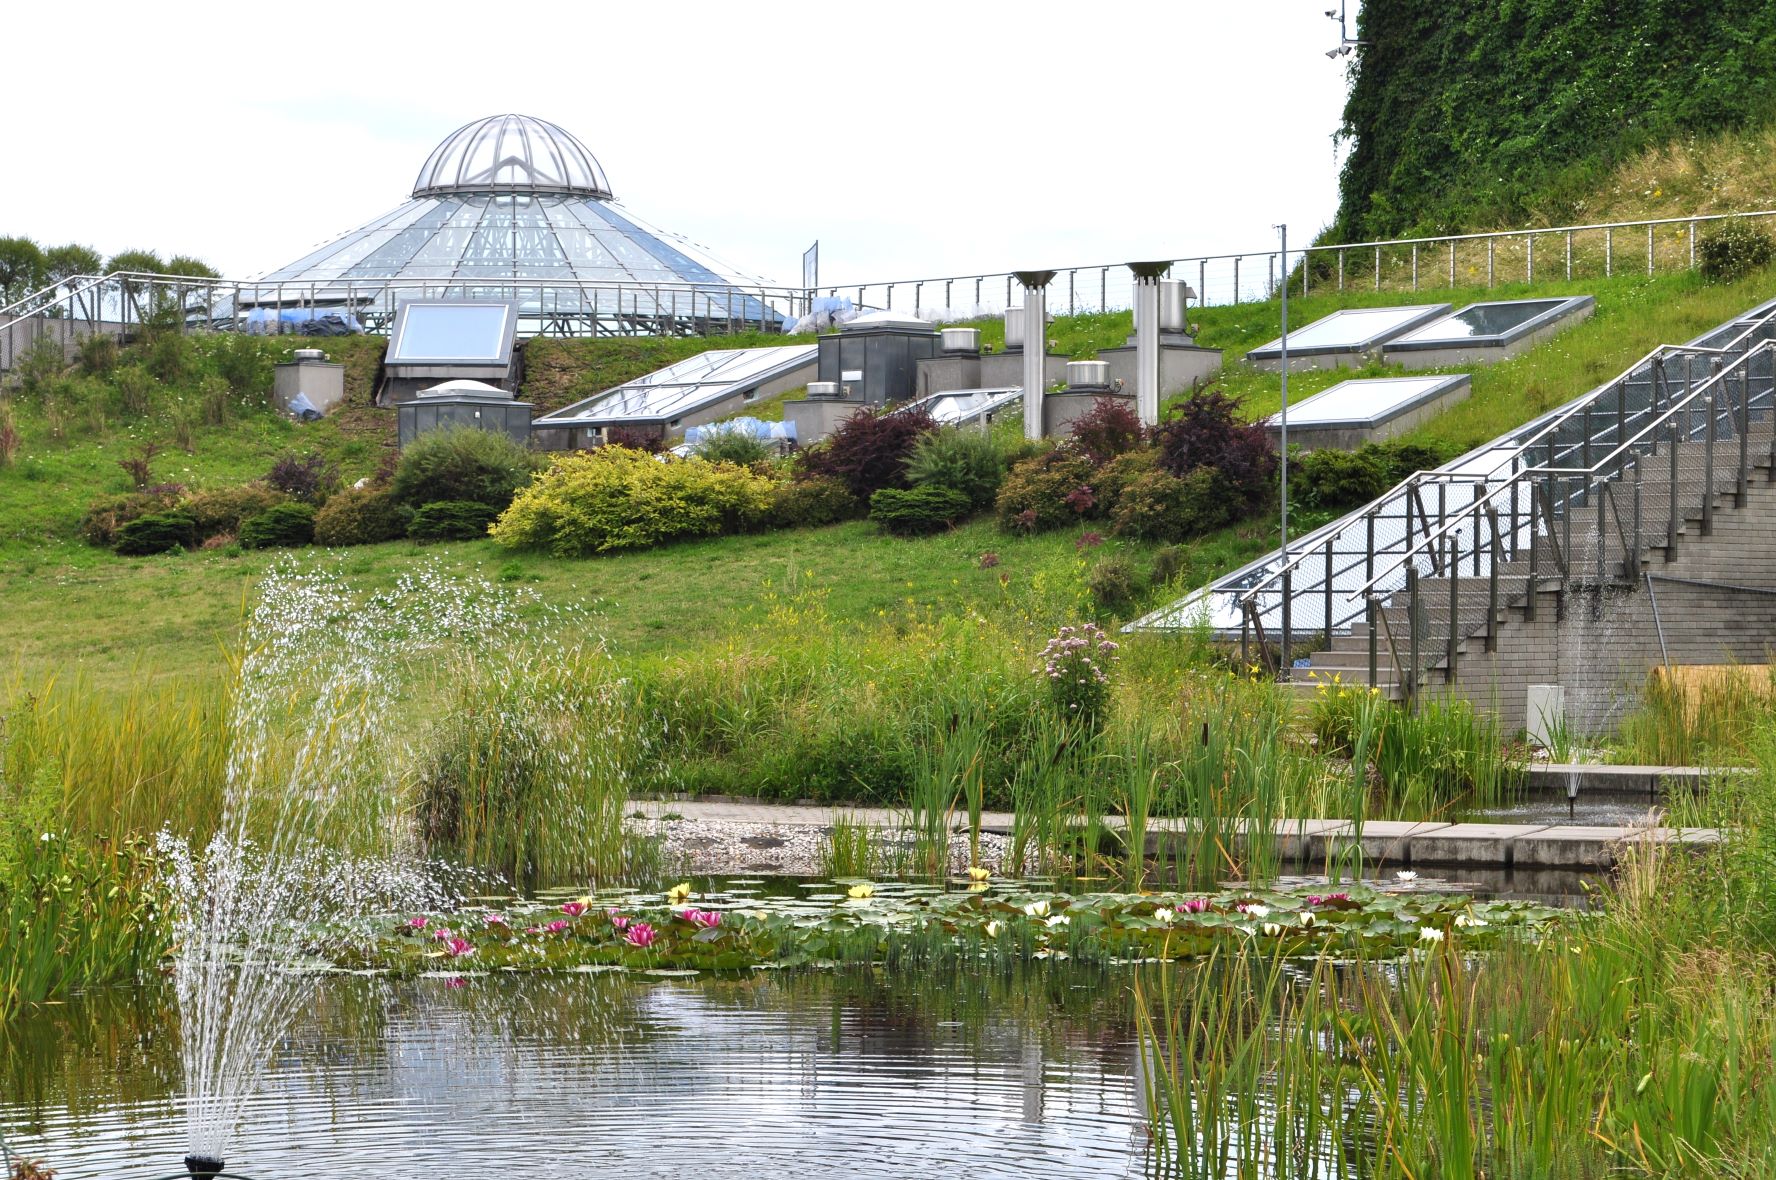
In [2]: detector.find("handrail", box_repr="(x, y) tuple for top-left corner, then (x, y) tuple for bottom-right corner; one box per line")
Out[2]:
(1350, 329), (1776, 598)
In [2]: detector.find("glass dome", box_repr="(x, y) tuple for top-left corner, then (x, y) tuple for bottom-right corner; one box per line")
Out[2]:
(412, 114), (613, 200)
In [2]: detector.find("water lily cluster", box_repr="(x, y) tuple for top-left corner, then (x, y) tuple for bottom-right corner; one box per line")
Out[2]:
(347, 880), (1558, 978)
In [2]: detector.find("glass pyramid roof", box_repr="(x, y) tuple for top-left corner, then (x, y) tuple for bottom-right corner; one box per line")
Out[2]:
(244, 114), (784, 332)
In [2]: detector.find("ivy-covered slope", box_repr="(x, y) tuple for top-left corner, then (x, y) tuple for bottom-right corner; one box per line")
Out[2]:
(1334, 0), (1776, 240)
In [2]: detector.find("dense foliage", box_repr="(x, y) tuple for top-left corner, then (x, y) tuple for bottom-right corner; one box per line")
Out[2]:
(408, 499), (501, 543)
(802, 406), (937, 500)
(491, 447), (774, 556)
(868, 485), (973, 536)
(1335, 1), (1776, 238)
(313, 487), (412, 547)
(392, 426), (536, 511)
(238, 502), (316, 549)
(1699, 220), (1776, 283)
(904, 426), (1006, 509)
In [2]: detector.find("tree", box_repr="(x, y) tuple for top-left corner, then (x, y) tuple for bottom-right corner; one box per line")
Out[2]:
(0, 236), (46, 307)
(45, 243), (104, 319)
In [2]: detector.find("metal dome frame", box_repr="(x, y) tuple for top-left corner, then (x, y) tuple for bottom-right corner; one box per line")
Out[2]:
(411, 114), (614, 201)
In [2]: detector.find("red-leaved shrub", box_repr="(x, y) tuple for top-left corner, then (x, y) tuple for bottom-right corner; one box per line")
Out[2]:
(801, 405), (937, 500)
(1069, 396), (1145, 465)
(1151, 389), (1276, 514)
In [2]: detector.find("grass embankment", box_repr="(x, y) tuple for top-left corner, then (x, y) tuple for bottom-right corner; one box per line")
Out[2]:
(521, 331), (813, 415)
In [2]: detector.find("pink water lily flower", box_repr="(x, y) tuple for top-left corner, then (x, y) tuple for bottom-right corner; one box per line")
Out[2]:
(431, 927), (454, 941)
(443, 937), (474, 958)
(625, 922), (657, 949)
(608, 910), (630, 930)
(544, 920), (570, 934)
(561, 902), (587, 917)
(483, 913), (507, 926)
(524, 926), (542, 935)
(683, 909), (722, 929)
(446, 977), (467, 989)
(1307, 893), (1350, 907)
(407, 916), (429, 929)
(1179, 898), (1211, 914)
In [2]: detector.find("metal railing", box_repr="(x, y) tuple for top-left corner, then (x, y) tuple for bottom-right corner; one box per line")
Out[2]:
(1215, 298), (1776, 702)
(824, 208), (1776, 320)
(0, 271), (815, 373)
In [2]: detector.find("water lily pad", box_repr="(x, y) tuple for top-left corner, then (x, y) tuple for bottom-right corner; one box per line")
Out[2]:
(641, 968), (702, 978)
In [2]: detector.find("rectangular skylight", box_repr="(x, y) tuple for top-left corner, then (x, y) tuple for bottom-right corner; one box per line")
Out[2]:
(1273, 376), (1467, 427)
(539, 345), (816, 425)
(910, 388), (1022, 425)
(1389, 297), (1590, 347)
(1248, 304), (1450, 358)
(387, 301), (517, 365)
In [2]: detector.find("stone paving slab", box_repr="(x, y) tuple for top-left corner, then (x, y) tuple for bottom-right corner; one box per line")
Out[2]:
(633, 800), (1722, 871)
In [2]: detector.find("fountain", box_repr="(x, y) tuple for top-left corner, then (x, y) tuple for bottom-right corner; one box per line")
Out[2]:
(158, 563), (537, 1172)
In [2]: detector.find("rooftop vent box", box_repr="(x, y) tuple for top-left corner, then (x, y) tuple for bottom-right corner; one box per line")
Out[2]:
(817, 310), (938, 405)
(398, 378), (532, 448)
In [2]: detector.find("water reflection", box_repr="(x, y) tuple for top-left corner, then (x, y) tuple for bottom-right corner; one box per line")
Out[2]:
(3, 967), (1151, 1179)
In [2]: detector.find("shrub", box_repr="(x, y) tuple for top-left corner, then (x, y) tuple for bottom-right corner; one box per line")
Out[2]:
(392, 426), (535, 511)
(1699, 220), (1776, 283)
(75, 333), (119, 378)
(802, 405), (937, 499)
(1151, 544), (1186, 587)
(1069, 396), (1145, 464)
(79, 488), (182, 547)
(491, 446), (775, 556)
(265, 452), (339, 505)
(313, 487), (412, 546)
(239, 502), (316, 549)
(1109, 467), (1240, 542)
(1293, 447), (1392, 511)
(767, 475), (860, 529)
(112, 365), (156, 417)
(994, 448), (1096, 533)
(113, 510), (197, 556)
(181, 485), (287, 538)
(408, 499), (500, 543)
(868, 485), (973, 536)
(905, 427), (1006, 508)
(117, 443), (160, 490)
(1086, 556), (1138, 614)
(1152, 389), (1277, 514)
(1091, 448), (1160, 520)
(695, 428), (774, 467)
(604, 425), (663, 453)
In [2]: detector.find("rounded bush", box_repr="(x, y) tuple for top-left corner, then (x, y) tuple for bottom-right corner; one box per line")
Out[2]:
(1086, 555), (1139, 614)
(994, 449), (1096, 534)
(1699, 221), (1776, 283)
(905, 427), (1006, 508)
(800, 405), (937, 499)
(393, 426), (536, 511)
(1109, 467), (1239, 542)
(868, 485), (973, 536)
(113, 510), (198, 556)
(181, 485), (287, 539)
(408, 499), (500, 543)
(768, 475), (860, 529)
(239, 502), (316, 549)
(1293, 447), (1392, 512)
(80, 488), (182, 547)
(313, 487), (412, 546)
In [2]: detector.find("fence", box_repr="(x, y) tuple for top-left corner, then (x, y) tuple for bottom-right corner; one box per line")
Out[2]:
(822, 209), (1776, 322)
(0, 272), (813, 373)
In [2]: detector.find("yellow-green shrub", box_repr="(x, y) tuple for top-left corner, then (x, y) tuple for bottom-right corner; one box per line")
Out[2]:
(491, 446), (775, 556)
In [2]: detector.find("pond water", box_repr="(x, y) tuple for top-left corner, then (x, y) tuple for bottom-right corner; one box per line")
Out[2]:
(2, 967), (1154, 1180)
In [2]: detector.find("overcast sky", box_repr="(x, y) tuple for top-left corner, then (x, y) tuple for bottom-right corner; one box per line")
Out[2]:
(5, 2), (1358, 288)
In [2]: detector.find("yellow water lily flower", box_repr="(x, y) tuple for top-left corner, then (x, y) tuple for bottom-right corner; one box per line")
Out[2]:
(966, 866), (991, 882)
(665, 882), (693, 904)
(847, 883), (875, 899)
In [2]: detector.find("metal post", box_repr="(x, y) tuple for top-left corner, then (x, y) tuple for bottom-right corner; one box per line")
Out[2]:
(1527, 233), (1535, 283)
(1703, 391), (1716, 536)
(1583, 405), (1593, 470)
(1631, 456), (1643, 575)
(1323, 536), (1334, 650)
(1129, 261), (1168, 428)
(1411, 243), (1418, 290)
(1367, 596), (1379, 688)
(1647, 223), (1655, 275)
(1016, 270), (1055, 442)
(1486, 239), (1494, 287)
(1198, 260), (1206, 307)
(1667, 417), (1681, 553)
(1595, 478), (1607, 586)
(1487, 521), (1500, 652)
(1565, 230), (1573, 280)
(1526, 490), (1540, 621)
(1448, 240), (1456, 287)
(1689, 221), (1697, 269)
(1233, 256), (1241, 303)
(1338, 249), (1345, 292)
(1374, 246), (1381, 291)
(1738, 358), (1751, 505)
(1406, 566), (1421, 710)
(1281, 569), (1294, 676)
(1446, 534), (1459, 681)
(1067, 270), (1075, 316)
(1279, 225), (1291, 574)
(1606, 228), (1613, 277)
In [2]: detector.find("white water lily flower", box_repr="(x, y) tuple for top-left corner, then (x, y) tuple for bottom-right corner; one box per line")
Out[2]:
(1045, 914), (1070, 929)
(1022, 900), (1051, 919)
(1396, 871), (1418, 883)
(1298, 911), (1316, 928)
(1454, 913), (1489, 928)
(1261, 922), (1284, 936)
(1243, 904), (1271, 920)
(985, 920), (1002, 938)
(1152, 907), (1176, 925)
(1419, 926), (1446, 943)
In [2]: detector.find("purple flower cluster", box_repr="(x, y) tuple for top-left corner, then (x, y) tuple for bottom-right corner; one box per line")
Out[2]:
(1033, 623), (1120, 721)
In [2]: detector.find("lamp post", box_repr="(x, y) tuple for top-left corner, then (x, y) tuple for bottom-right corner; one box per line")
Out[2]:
(1014, 270), (1056, 441)
(1278, 224), (1292, 670)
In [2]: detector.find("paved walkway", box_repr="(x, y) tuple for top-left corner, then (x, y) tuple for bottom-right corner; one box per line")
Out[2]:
(634, 799), (1720, 871)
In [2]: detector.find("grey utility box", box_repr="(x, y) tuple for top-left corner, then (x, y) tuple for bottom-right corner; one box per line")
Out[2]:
(816, 310), (938, 406)
(272, 349), (346, 417)
(397, 380), (533, 448)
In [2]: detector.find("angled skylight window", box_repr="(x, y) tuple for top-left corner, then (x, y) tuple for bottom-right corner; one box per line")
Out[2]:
(1247, 304), (1450, 363)
(1273, 375), (1469, 427)
(1388, 297), (1592, 348)
(538, 345), (816, 425)
(387, 301), (517, 365)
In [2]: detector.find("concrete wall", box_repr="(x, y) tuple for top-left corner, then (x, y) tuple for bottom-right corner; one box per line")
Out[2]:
(1044, 389), (1131, 435)
(1097, 342), (1224, 397)
(1, 315), (127, 372)
(783, 396), (868, 445)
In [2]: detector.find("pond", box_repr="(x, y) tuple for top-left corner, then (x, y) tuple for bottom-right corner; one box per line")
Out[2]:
(3, 966), (1154, 1179)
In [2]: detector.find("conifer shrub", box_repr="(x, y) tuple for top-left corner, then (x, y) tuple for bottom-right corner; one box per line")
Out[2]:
(113, 510), (198, 556)
(79, 488), (183, 547)
(905, 426), (1006, 508)
(868, 485), (973, 536)
(408, 500), (501, 543)
(239, 502), (316, 549)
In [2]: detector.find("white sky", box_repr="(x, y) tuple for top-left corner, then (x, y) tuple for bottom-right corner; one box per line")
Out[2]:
(4, 1), (1357, 288)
